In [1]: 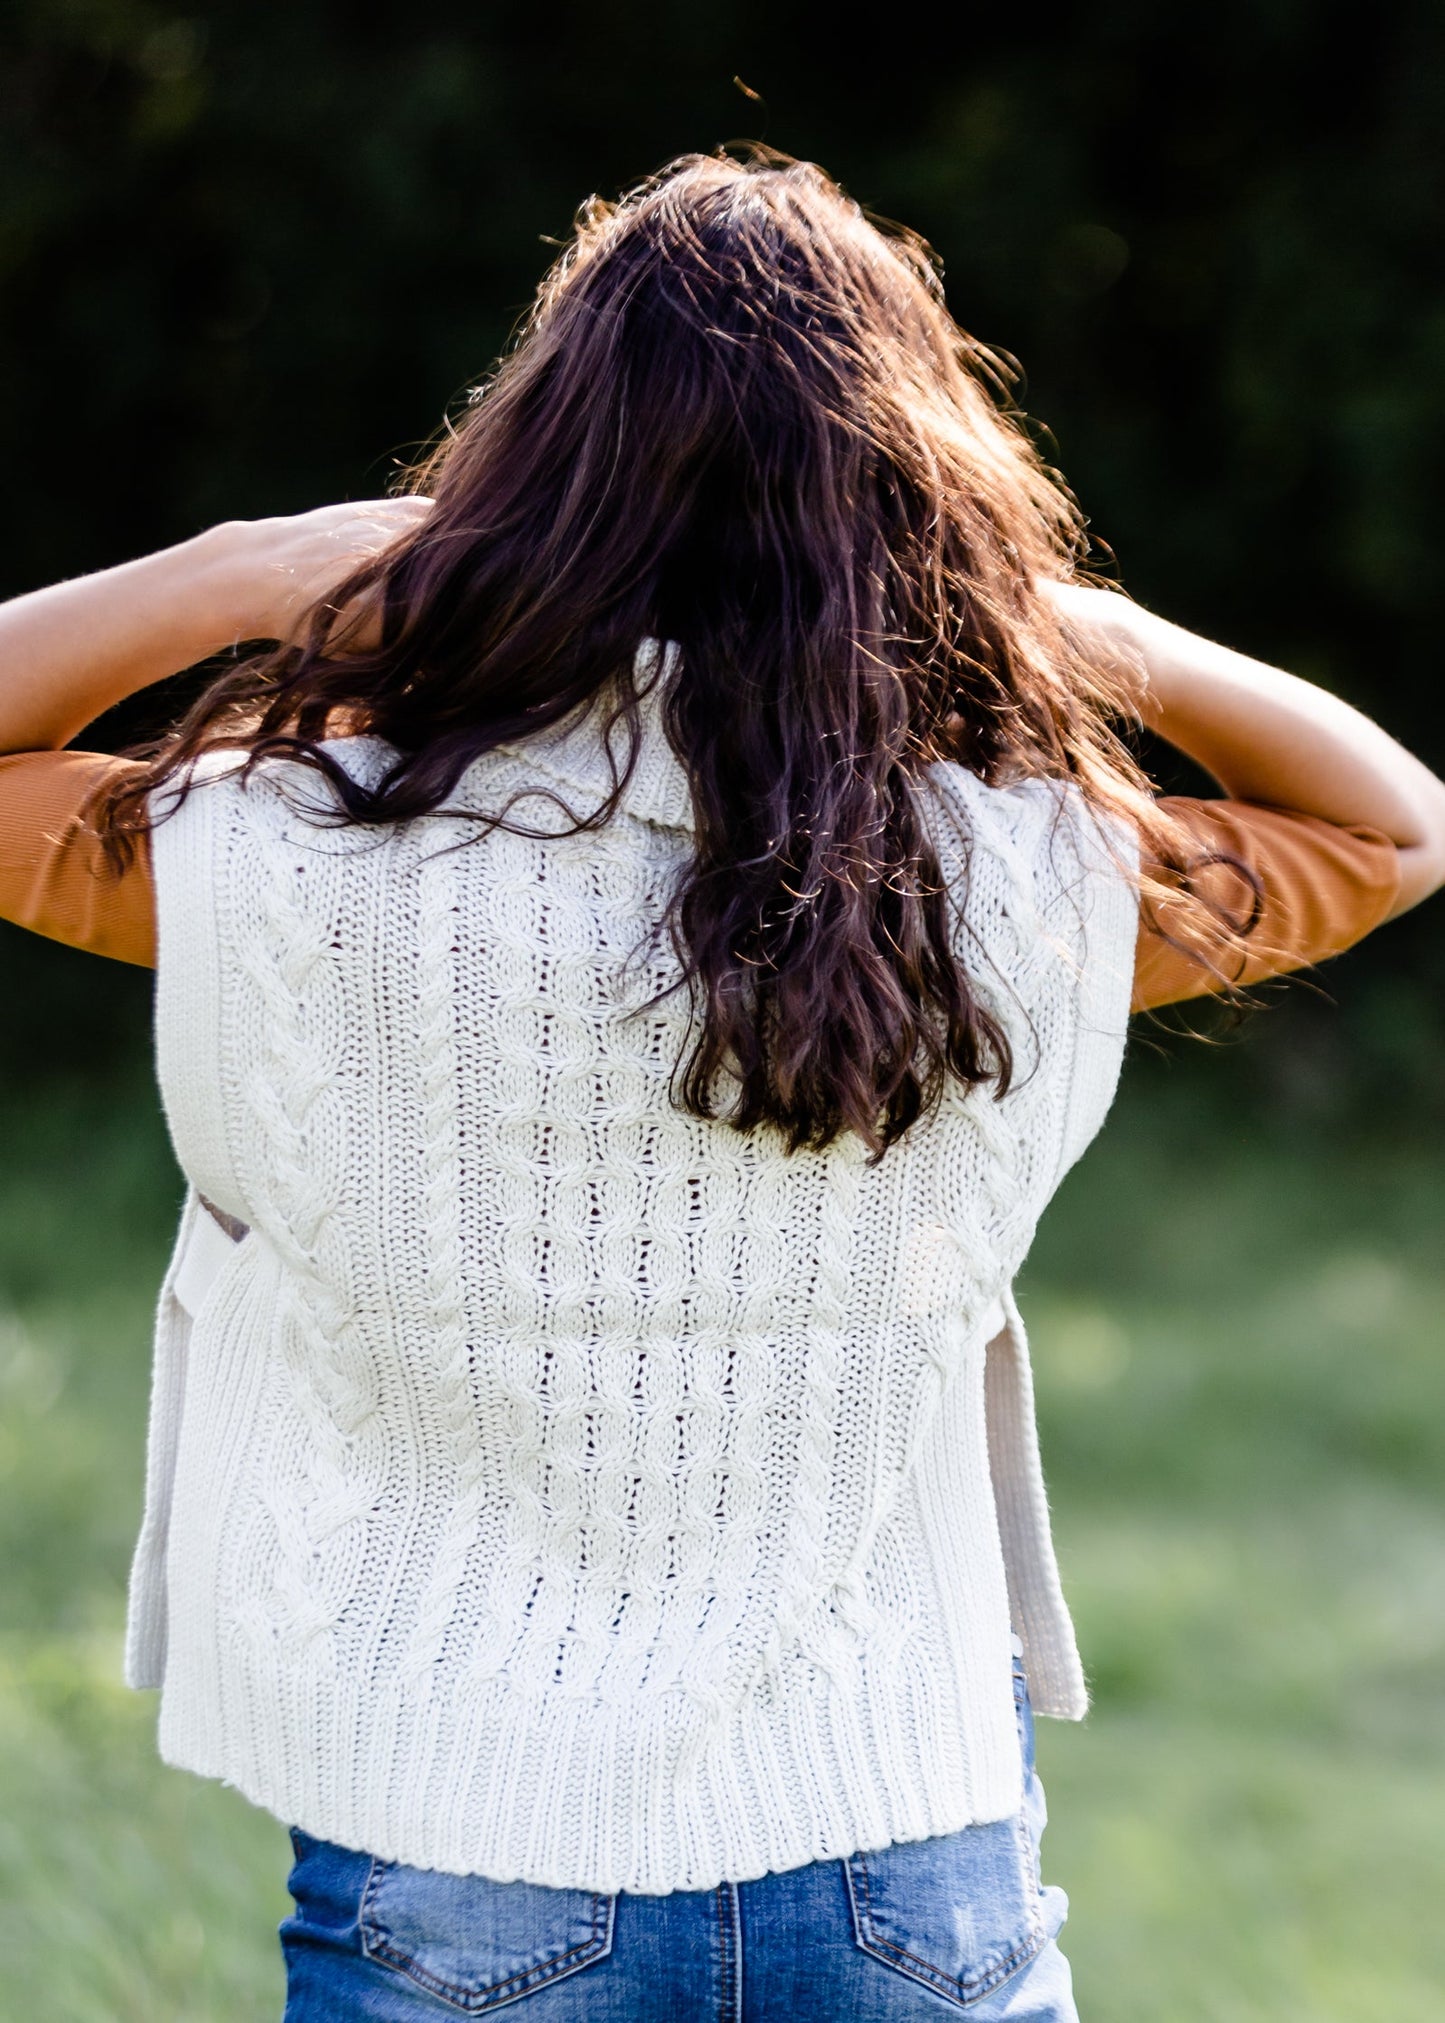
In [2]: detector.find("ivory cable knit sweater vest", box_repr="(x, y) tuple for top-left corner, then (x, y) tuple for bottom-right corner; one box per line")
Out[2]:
(127, 671), (1138, 1894)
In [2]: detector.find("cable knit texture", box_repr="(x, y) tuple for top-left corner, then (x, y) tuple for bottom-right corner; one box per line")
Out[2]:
(132, 661), (1138, 1893)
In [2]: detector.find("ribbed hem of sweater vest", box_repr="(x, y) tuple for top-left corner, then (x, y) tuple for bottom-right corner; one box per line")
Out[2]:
(155, 1646), (1025, 1895)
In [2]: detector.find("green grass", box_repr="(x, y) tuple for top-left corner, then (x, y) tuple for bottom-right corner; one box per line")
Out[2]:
(1, 1061), (1443, 2020)
(1024, 1096), (1445, 2018)
(0, 1079), (290, 2021)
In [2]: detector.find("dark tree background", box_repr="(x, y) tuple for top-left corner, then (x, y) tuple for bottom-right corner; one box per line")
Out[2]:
(2, 0), (1442, 1110)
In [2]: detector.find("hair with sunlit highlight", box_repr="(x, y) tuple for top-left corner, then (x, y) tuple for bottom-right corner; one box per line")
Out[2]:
(98, 148), (1250, 1155)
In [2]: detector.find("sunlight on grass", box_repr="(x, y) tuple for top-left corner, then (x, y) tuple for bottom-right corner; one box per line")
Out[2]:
(1, 1065), (1442, 2018)
(1024, 1095), (1445, 2018)
(0, 1630), (287, 2021)
(0, 1079), (288, 2020)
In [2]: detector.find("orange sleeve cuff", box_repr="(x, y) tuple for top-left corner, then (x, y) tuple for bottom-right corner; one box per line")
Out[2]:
(1134, 798), (1401, 1012)
(0, 749), (156, 967)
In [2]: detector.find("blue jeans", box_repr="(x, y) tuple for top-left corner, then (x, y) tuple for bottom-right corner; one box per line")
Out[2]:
(280, 1646), (1076, 2019)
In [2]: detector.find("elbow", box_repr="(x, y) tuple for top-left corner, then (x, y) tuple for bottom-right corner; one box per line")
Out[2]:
(1385, 778), (1445, 919)
(1388, 837), (1445, 918)
(0, 726), (68, 757)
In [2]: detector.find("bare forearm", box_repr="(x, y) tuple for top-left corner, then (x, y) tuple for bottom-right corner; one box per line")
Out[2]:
(0, 496), (432, 756)
(0, 530), (247, 753)
(1047, 583), (1445, 917)
(1129, 604), (1442, 835)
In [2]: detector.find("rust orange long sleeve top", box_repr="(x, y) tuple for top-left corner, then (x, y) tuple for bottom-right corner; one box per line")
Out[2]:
(0, 749), (1403, 1010)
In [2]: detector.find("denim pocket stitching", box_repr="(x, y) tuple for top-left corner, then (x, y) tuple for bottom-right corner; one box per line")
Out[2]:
(359, 1864), (615, 2013)
(845, 1848), (1046, 2008)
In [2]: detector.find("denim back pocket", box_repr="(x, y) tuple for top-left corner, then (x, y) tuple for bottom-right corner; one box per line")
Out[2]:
(845, 1817), (1046, 2010)
(360, 1858), (615, 2014)
(846, 1650), (1044, 2008)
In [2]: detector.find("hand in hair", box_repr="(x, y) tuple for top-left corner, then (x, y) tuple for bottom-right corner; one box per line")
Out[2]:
(216, 495), (435, 649)
(0, 496), (433, 755)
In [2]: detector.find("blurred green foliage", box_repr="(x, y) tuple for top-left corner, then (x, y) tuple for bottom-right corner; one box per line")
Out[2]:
(0, 0), (1444, 1094)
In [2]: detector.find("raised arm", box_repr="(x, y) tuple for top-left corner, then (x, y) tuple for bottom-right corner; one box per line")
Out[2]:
(0, 500), (432, 756)
(1046, 582), (1445, 920)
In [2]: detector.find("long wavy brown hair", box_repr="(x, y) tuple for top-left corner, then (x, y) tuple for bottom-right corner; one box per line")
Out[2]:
(99, 147), (1250, 1156)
